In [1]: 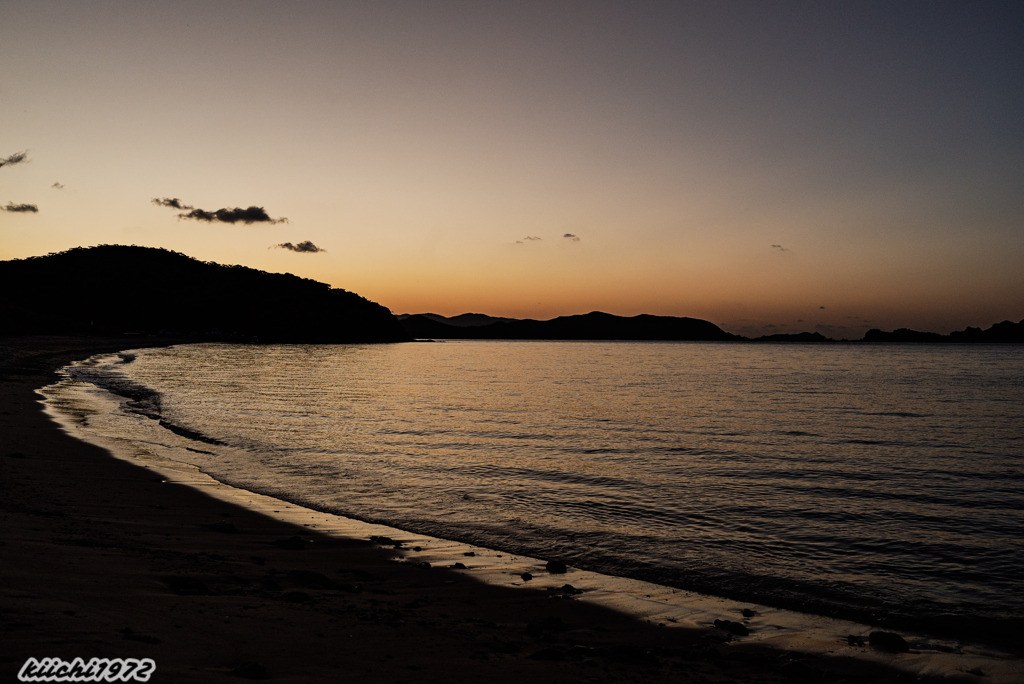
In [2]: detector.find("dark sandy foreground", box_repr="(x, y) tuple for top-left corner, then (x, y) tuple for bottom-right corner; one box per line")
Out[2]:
(0, 337), (971, 683)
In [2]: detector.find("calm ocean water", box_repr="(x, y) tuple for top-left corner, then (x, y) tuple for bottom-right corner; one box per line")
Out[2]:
(48, 341), (1024, 648)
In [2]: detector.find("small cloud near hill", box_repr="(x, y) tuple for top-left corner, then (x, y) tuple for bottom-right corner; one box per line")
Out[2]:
(2, 202), (39, 213)
(273, 241), (325, 253)
(0, 151), (29, 168)
(152, 197), (288, 224)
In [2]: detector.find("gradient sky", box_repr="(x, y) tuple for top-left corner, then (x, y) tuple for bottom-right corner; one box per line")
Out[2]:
(2, 0), (1022, 337)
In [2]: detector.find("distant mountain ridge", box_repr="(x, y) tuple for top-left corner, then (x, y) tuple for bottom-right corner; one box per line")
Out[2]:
(402, 312), (1024, 343)
(2, 246), (1019, 344)
(863, 320), (1024, 343)
(399, 311), (741, 341)
(398, 312), (515, 328)
(0, 245), (409, 342)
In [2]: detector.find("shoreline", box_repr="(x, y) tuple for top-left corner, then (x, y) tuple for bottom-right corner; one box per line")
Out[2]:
(2, 336), (1017, 682)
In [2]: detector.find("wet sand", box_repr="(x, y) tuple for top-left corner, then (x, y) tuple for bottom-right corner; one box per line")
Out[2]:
(0, 336), (1009, 682)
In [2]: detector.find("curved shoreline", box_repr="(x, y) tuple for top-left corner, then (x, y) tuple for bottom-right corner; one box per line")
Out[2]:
(2, 336), (1017, 682)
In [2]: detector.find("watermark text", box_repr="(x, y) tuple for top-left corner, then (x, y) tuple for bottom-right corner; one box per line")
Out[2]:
(18, 657), (155, 682)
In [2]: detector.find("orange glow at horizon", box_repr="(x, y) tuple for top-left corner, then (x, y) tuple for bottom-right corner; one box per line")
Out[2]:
(1, 3), (1021, 338)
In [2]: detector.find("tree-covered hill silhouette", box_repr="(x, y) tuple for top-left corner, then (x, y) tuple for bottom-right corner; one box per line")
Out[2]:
(863, 320), (1024, 343)
(400, 311), (742, 341)
(400, 312), (1023, 343)
(0, 245), (409, 342)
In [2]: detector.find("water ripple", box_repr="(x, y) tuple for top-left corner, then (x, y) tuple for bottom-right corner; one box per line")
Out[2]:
(58, 341), (1024, 649)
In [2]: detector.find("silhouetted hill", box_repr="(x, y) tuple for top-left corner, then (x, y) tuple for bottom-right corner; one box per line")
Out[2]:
(397, 312), (515, 332)
(862, 328), (947, 343)
(754, 332), (831, 343)
(947, 319), (1024, 342)
(444, 313), (516, 327)
(864, 320), (1024, 343)
(403, 312), (1024, 344)
(399, 315), (482, 339)
(0, 245), (409, 342)
(401, 311), (740, 341)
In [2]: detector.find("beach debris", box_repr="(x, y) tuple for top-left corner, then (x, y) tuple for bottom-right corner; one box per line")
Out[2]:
(339, 567), (378, 581)
(160, 575), (210, 596)
(286, 569), (337, 590)
(741, 608), (757, 618)
(451, 562), (468, 569)
(777, 658), (819, 680)
(869, 630), (910, 653)
(119, 627), (162, 644)
(526, 616), (569, 638)
(520, 572), (533, 582)
(847, 634), (866, 647)
(546, 584), (582, 598)
(272, 535), (309, 550)
(370, 534), (403, 548)
(229, 660), (269, 680)
(463, 551), (476, 556)
(545, 560), (568, 574)
(529, 646), (569, 661)
(713, 619), (750, 636)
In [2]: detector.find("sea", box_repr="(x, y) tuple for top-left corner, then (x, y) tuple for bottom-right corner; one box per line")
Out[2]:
(42, 340), (1024, 651)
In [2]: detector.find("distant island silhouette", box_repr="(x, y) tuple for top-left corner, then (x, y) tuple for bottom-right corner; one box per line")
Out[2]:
(0, 245), (408, 342)
(400, 313), (1024, 343)
(1, 246), (1019, 343)
(861, 322), (1024, 343)
(399, 311), (742, 341)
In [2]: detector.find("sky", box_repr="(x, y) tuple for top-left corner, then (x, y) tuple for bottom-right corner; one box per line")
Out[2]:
(2, 0), (1022, 338)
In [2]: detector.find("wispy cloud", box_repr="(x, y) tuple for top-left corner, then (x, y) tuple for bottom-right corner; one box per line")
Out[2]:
(563, 233), (581, 242)
(152, 197), (288, 224)
(3, 202), (39, 213)
(515, 235), (543, 244)
(0, 151), (28, 169)
(152, 197), (190, 210)
(273, 240), (325, 253)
